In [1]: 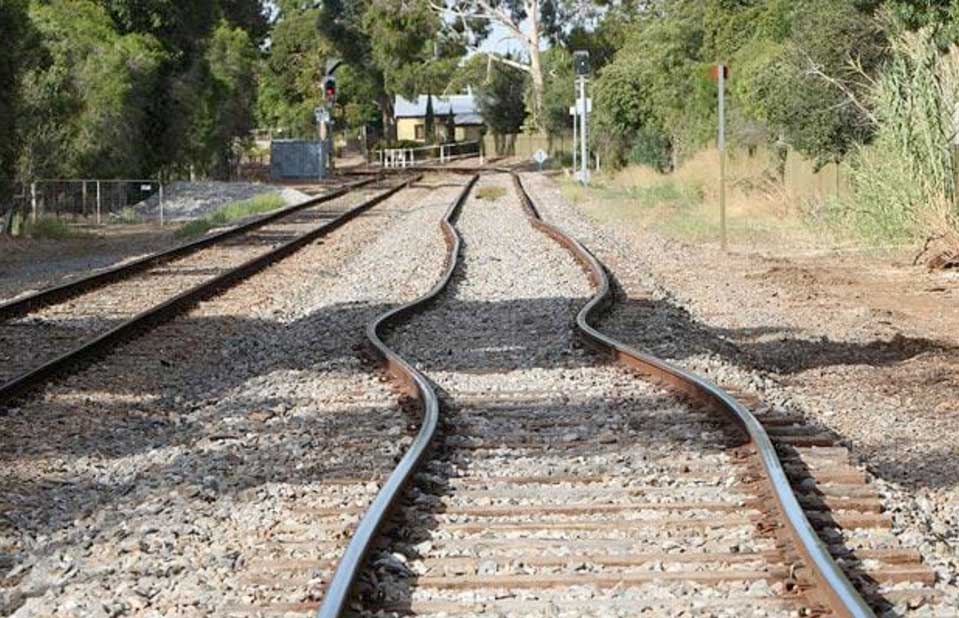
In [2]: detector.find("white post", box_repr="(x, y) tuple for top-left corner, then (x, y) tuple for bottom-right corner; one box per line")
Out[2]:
(571, 107), (578, 174)
(82, 181), (88, 218)
(96, 180), (102, 225)
(579, 77), (589, 185)
(30, 182), (37, 223)
(718, 63), (727, 252)
(159, 181), (165, 228)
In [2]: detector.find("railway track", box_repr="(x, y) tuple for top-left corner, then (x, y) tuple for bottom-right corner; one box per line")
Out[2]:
(314, 171), (882, 617)
(0, 174), (416, 404)
(0, 174), (472, 616)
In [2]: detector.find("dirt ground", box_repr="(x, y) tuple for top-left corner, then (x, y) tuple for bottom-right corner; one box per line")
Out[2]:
(0, 225), (177, 304)
(561, 180), (959, 599)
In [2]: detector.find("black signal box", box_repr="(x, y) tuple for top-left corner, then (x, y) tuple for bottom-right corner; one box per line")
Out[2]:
(573, 50), (590, 76)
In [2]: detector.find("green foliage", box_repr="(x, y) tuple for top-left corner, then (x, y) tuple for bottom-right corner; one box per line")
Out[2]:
(743, 1), (886, 167)
(0, 0), (33, 212)
(17, 0), (167, 180)
(257, 6), (330, 137)
(22, 216), (82, 239)
(114, 207), (142, 224)
(192, 21), (258, 178)
(845, 29), (959, 241)
(454, 54), (527, 134)
(540, 48), (575, 137)
(174, 192), (285, 239)
(629, 127), (672, 172)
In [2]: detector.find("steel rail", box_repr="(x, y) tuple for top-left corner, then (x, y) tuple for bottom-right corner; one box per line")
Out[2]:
(0, 176), (419, 405)
(315, 174), (479, 618)
(510, 172), (875, 618)
(0, 176), (380, 321)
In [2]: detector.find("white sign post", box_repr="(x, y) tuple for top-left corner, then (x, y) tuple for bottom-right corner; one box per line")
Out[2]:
(579, 79), (589, 185)
(533, 149), (548, 171)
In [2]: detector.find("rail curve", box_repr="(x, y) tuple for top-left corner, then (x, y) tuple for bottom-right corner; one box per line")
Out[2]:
(315, 169), (875, 618)
(316, 173), (479, 618)
(510, 172), (874, 618)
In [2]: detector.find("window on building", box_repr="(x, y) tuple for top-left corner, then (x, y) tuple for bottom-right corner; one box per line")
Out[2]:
(415, 124), (425, 140)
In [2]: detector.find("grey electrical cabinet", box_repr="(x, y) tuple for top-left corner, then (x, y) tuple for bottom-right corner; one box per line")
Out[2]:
(271, 140), (327, 181)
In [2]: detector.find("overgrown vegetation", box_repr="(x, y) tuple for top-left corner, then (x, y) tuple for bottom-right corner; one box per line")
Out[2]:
(844, 28), (959, 243)
(174, 193), (285, 239)
(20, 217), (84, 240)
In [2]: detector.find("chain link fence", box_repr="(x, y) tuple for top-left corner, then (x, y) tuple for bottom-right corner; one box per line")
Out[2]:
(7, 179), (165, 228)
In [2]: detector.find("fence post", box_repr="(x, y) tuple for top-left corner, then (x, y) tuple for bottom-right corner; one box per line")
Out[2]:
(96, 181), (102, 225)
(30, 182), (37, 223)
(159, 180), (165, 227)
(82, 181), (88, 218)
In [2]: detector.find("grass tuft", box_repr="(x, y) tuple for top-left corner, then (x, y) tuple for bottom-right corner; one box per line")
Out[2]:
(174, 192), (285, 240)
(22, 217), (83, 240)
(475, 186), (507, 201)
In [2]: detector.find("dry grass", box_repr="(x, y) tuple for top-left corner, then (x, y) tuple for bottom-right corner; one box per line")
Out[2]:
(567, 147), (848, 252)
(475, 186), (507, 201)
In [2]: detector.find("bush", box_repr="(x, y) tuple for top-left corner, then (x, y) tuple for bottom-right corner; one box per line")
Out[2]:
(845, 29), (959, 242)
(629, 126), (672, 172)
(23, 217), (81, 239)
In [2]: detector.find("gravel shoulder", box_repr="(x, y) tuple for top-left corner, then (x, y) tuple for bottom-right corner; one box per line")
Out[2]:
(523, 171), (959, 615)
(0, 175), (463, 616)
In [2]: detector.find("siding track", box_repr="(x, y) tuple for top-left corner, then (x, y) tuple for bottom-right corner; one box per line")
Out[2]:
(0, 175), (416, 404)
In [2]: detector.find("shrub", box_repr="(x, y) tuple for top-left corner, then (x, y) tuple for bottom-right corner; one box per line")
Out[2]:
(846, 28), (959, 242)
(629, 126), (672, 172)
(23, 217), (81, 239)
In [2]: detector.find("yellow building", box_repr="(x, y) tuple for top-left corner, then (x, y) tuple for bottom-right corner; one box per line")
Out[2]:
(395, 94), (484, 143)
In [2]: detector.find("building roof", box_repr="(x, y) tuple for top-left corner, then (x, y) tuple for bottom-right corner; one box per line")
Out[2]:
(394, 94), (483, 125)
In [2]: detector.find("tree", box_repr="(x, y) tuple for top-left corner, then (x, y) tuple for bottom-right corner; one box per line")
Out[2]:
(258, 4), (331, 137)
(197, 21), (259, 178)
(455, 53), (528, 133)
(0, 0), (35, 219)
(738, 1), (886, 167)
(430, 0), (573, 130)
(17, 0), (167, 179)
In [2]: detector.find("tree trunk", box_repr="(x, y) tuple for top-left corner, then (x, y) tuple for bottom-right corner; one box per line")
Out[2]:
(380, 94), (396, 142)
(526, 0), (545, 131)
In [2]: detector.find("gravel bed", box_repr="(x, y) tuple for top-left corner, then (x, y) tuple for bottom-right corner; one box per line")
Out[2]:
(0, 233), (179, 306)
(521, 171), (959, 616)
(0, 181), (399, 388)
(0, 175), (466, 616)
(134, 181), (312, 222)
(356, 173), (800, 617)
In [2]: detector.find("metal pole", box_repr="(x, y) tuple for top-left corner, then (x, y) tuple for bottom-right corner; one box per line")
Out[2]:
(718, 63), (727, 252)
(96, 181), (101, 225)
(579, 76), (589, 186)
(30, 182), (37, 223)
(572, 107), (578, 175)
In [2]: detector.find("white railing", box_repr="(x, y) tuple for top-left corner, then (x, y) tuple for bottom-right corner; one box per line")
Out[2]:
(377, 141), (480, 169)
